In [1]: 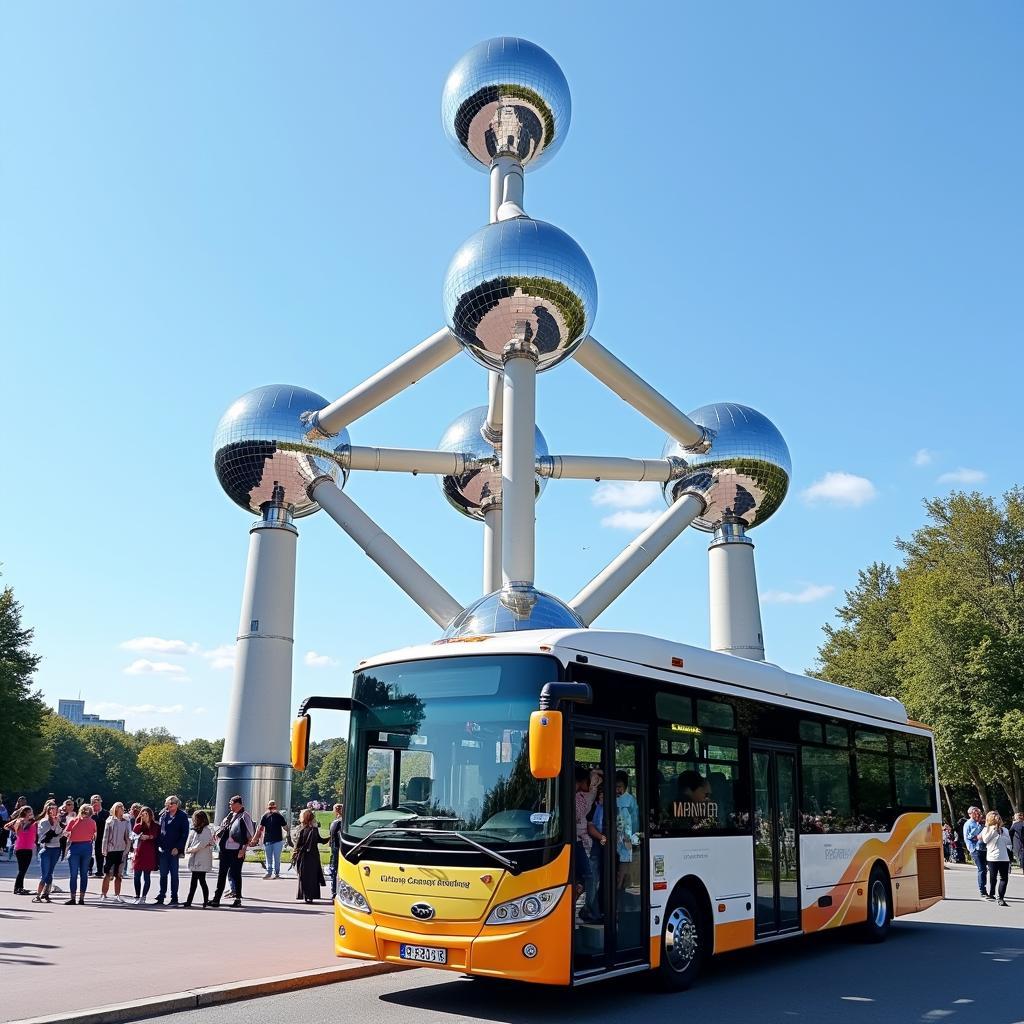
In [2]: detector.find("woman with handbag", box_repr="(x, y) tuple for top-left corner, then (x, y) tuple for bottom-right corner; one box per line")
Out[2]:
(5, 805), (38, 895)
(183, 810), (215, 908)
(33, 803), (62, 903)
(131, 806), (160, 904)
(293, 808), (326, 904)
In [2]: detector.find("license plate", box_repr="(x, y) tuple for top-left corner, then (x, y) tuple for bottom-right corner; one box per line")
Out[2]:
(399, 944), (447, 964)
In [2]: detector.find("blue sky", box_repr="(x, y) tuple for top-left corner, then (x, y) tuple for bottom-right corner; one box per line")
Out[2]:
(1, 4), (1020, 740)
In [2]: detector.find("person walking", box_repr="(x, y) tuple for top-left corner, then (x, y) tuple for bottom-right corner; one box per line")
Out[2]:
(33, 803), (62, 903)
(132, 806), (159, 904)
(293, 808), (326, 903)
(5, 805), (38, 894)
(979, 811), (1012, 907)
(1009, 811), (1024, 875)
(328, 803), (344, 898)
(253, 800), (289, 880)
(183, 810), (215, 908)
(155, 796), (189, 906)
(210, 795), (254, 908)
(963, 806), (987, 898)
(100, 802), (131, 903)
(63, 803), (97, 904)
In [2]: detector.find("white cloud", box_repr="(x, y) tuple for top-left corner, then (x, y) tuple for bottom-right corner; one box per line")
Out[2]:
(193, 707), (208, 715)
(119, 636), (198, 655)
(304, 651), (339, 669)
(123, 659), (189, 679)
(914, 449), (935, 467)
(761, 583), (835, 605)
(801, 472), (877, 507)
(937, 467), (986, 485)
(201, 645), (236, 671)
(600, 509), (662, 530)
(592, 481), (662, 509)
(92, 702), (185, 715)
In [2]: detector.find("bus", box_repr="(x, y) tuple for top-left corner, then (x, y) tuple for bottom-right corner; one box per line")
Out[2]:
(291, 627), (943, 989)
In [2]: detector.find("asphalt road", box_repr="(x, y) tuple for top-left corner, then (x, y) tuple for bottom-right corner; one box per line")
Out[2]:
(166, 864), (1024, 1024)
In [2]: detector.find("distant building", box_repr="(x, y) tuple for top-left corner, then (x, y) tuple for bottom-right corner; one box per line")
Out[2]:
(57, 698), (125, 732)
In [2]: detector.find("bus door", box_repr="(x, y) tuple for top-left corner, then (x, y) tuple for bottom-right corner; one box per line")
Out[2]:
(571, 721), (648, 979)
(750, 743), (800, 937)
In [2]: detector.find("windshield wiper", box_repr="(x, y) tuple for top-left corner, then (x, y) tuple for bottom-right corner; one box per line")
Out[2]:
(347, 826), (520, 875)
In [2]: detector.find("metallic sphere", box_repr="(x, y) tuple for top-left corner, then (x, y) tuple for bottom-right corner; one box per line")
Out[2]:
(443, 218), (598, 372)
(662, 403), (791, 532)
(442, 585), (584, 639)
(437, 406), (548, 520)
(213, 385), (348, 519)
(441, 37), (571, 172)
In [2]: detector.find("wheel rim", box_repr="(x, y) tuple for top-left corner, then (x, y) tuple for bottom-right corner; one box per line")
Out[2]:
(870, 878), (888, 928)
(664, 906), (699, 973)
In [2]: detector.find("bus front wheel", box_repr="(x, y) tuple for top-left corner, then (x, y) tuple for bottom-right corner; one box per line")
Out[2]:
(657, 889), (705, 991)
(860, 865), (893, 943)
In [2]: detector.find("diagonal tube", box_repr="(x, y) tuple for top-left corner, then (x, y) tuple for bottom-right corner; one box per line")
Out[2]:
(574, 336), (709, 451)
(569, 493), (705, 626)
(308, 328), (462, 439)
(312, 481), (462, 628)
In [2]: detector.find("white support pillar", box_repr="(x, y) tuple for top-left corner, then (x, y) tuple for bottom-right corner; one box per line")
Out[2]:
(708, 521), (765, 660)
(501, 339), (538, 587)
(216, 509), (297, 823)
(308, 328), (462, 438)
(482, 502), (503, 594)
(574, 335), (710, 452)
(313, 481), (463, 628)
(569, 494), (704, 626)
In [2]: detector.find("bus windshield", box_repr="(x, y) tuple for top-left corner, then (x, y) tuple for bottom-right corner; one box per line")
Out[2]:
(344, 654), (563, 849)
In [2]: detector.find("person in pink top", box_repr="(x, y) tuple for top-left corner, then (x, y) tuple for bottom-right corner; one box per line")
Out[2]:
(4, 805), (38, 895)
(62, 804), (97, 904)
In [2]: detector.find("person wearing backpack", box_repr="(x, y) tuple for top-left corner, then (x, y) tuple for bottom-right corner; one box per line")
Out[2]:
(210, 795), (254, 908)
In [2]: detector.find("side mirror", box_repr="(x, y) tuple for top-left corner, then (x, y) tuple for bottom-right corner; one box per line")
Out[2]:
(529, 710), (563, 779)
(291, 715), (310, 772)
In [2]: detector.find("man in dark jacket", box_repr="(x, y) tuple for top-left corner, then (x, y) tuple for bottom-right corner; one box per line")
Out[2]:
(155, 795), (190, 905)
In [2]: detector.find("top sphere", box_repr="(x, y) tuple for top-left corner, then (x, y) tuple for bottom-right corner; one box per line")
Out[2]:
(443, 217), (598, 372)
(213, 385), (348, 520)
(662, 403), (791, 532)
(441, 37), (571, 172)
(442, 585), (584, 638)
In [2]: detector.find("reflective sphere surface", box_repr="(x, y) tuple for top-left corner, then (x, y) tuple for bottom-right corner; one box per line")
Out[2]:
(438, 406), (548, 520)
(213, 385), (348, 519)
(441, 37), (570, 172)
(443, 218), (598, 372)
(662, 403), (791, 532)
(442, 585), (584, 638)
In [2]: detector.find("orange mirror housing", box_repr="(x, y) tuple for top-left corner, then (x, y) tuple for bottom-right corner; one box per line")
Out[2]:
(529, 709), (563, 779)
(291, 715), (310, 772)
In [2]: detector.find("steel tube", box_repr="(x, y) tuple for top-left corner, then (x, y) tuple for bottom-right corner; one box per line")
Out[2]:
(569, 493), (705, 625)
(574, 336), (708, 450)
(537, 454), (683, 482)
(313, 481), (463, 628)
(485, 370), (504, 440)
(344, 445), (468, 476)
(310, 328), (462, 438)
(501, 347), (538, 586)
(482, 503), (503, 594)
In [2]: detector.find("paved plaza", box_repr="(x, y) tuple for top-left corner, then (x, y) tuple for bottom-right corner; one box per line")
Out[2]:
(3, 857), (1021, 1024)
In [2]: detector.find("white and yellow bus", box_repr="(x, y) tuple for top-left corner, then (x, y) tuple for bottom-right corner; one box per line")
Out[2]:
(292, 628), (943, 988)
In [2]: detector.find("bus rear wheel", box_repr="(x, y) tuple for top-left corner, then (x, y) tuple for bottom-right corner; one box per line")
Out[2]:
(860, 865), (892, 943)
(657, 889), (705, 991)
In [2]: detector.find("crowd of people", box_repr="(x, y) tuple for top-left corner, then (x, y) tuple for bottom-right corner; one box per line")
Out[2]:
(0, 791), (346, 908)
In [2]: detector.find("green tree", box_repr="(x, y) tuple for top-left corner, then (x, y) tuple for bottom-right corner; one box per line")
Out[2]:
(81, 726), (143, 800)
(314, 742), (349, 804)
(138, 742), (187, 805)
(179, 738), (223, 808)
(39, 716), (101, 802)
(130, 727), (178, 750)
(0, 576), (52, 794)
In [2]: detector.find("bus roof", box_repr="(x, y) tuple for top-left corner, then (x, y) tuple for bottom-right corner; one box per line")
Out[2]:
(353, 628), (910, 727)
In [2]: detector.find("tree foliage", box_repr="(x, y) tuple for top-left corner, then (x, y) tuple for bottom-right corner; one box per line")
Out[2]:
(814, 489), (1024, 813)
(0, 577), (52, 794)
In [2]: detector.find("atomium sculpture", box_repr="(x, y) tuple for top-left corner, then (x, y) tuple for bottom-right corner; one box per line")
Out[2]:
(211, 38), (792, 819)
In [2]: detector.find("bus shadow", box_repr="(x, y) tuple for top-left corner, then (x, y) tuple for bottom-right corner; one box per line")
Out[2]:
(379, 922), (1024, 1023)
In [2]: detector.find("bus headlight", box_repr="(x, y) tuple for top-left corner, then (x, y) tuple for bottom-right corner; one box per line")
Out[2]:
(485, 886), (563, 926)
(336, 880), (372, 914)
